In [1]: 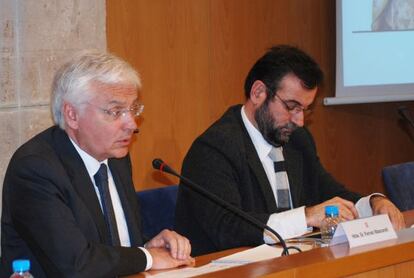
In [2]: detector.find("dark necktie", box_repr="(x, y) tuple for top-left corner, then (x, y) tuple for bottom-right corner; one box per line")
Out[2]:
(269, 147), (291, 209)
(94, 164), (121, 246)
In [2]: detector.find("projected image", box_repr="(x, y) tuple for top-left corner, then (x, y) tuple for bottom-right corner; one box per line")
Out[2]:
(327, 0), (414, 105)
(372, 0), (414, 31)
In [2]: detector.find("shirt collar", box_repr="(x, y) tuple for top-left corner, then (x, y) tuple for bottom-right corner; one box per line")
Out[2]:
(241, 105), (274, 161)
(69, 138), (108, 178)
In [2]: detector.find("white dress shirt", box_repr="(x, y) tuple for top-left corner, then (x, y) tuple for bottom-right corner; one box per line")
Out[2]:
(240, 106), (376, 243)
(70, 139), (152, 270)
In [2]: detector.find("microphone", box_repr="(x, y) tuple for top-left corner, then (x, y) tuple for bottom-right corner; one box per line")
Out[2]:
(152, 158), (301, 256)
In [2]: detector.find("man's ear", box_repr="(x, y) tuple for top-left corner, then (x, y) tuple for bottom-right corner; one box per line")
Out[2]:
(249, 80), (267, 106)
(63, 102), (79, 129)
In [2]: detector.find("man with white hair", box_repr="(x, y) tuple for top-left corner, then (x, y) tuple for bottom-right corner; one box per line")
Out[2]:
(1, 50), (193, 277)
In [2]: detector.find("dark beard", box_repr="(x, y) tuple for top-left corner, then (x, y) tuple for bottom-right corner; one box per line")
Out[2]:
(254, 102), (298, 147)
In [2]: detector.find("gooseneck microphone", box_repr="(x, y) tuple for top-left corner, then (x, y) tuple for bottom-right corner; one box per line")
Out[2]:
(152, 158), (301, 256)
(398, 106), (414, 130)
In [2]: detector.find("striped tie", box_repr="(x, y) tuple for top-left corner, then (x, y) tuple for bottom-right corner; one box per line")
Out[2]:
(269, 147), (291, 209)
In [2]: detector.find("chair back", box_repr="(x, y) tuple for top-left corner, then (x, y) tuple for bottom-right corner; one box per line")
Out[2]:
(136, 185), (178, 239)
(382, 162), (414, 211)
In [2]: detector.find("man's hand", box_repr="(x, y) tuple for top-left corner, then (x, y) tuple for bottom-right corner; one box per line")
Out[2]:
(146, 229), (191, 260)
(305, 197), (359, 227)
(147, 247), (195, 270)
(370, 196), (405, 231)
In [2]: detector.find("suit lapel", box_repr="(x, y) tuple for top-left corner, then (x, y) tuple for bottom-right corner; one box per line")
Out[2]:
(235, 108), (277, 212)
(284, 145), (303, 208)
(245, 145), (277, 212)
(52, 127), (111, 244)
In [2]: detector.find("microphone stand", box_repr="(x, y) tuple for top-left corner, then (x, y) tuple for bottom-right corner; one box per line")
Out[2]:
(152, 159), (302, 256)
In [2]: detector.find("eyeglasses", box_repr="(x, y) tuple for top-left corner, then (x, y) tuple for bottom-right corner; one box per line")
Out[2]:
(89, 102), (144, 121)
(274, 94), (311, 116)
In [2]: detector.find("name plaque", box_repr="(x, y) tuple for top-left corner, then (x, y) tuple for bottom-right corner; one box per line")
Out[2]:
(330, 214), (397, 248)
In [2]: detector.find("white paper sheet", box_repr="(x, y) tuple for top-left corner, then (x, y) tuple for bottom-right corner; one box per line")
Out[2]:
(211, 244), (283, 264)
(145, 263), (235, 278)
(147, 244), (284, 278)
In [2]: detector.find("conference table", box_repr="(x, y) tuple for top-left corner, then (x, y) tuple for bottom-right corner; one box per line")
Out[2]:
(128, 210), (414, 277)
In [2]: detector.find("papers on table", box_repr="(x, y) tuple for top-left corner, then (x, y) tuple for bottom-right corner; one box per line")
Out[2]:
(147, 240), (318, 278)
(211, 244), (283, 264)
(147, 244), (283, 278)
(144, 263), (235, 278)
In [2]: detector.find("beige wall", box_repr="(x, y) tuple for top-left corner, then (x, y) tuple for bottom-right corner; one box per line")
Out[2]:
(107, 0), (414, 194)
(0, 0), (106, 181)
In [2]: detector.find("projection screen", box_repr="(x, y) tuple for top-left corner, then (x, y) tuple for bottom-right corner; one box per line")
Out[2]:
(324, 0), (414, 106)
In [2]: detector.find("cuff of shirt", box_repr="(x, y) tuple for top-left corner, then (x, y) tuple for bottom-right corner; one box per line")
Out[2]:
(138, 247), (153, 271)
(263, 206), (308, 244)
(355, 193), (385, 218)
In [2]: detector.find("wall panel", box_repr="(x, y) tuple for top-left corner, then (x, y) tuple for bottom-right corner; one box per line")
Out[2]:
(107, 0), (414, 195)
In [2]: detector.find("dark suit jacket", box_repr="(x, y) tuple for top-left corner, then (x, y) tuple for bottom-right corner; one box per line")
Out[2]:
(1, 126), (146, 278)
(175, 105), (361, 256)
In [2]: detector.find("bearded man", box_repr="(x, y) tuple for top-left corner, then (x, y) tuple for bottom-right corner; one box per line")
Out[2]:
(174, 45), (404, 256)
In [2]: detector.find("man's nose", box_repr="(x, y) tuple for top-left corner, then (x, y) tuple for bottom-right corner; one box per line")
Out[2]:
(123, 112), (138, 130)
(290, 112), (304, 127)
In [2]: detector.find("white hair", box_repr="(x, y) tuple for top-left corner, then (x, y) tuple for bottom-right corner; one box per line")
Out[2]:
(51, 50), (141, 129)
